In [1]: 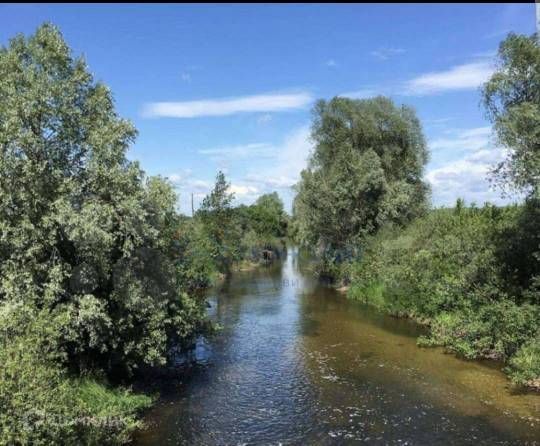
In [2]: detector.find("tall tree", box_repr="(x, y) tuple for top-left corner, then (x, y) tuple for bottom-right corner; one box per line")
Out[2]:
(197, 171), (241, 274)
(483, 33), (540, 305)
(293, 96), (429, 261)
(0, 23), (206, 374)
(249, 192), (288, 238)
(483, 33), (540, 197)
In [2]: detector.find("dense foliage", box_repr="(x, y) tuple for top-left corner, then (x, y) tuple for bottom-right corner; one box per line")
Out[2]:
(0, 24), (210, 443)
(0, 312), (153, 445)
(0, 24), (291, 443)
(195, 173), (288, 275)
(292, 96), (429, 274)
(347, 201), (540, 386)
(2, 19), (539, 444)
(196, 171), (243, 275)
(235, 192), (288, 263)
(291, 32), (540, 390)
(483, 33), (540, 196)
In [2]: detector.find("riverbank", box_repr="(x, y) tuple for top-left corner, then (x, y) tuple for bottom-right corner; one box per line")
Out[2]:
(343, 202), (540, 391)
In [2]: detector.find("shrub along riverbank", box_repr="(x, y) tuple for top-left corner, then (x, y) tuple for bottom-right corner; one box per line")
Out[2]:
(346, 199), (540, 389)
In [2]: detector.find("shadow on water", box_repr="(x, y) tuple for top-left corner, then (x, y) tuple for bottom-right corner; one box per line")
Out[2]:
(134, 248), (540, 446)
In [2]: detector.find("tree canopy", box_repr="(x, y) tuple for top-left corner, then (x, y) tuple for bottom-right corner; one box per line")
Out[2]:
(483, 33), (540, 197)
(292, 96), (429, 260)
(0, 23), (207, 376)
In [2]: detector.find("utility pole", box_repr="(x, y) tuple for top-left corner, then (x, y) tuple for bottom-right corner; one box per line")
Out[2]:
(191, 192), (194, 217)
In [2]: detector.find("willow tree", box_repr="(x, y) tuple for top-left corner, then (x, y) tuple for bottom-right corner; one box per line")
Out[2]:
(292, 96), (429, 263)
(0, 23), (207, 375)
(483, 33), (540, 198)
(482, 33), (540, 305)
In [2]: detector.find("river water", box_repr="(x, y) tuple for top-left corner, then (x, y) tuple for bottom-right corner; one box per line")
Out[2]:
(135, 248), (539, 445)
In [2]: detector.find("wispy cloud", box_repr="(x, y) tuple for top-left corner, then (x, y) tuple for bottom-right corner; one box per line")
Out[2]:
(198, 142), (275, 161)
(341, 56), (495, 98)
(472, 50), (497, 59)
(167, 170), (211, 193)
(424, 125), (519, 206)
(339, 88), (380, 99)
(168, 170), (191, 186)
(483, 28), (511, 40)
(143, 92), (313, 118)
(404, 61), (494, 95)
(326, 59), (337, 67)
(244, 125), (313, 194)
(426, 146), (508, 206)
(256, 113), (272, 124)
(229, 184), (259, 197)
(370, 47), (406, 60)
(424, 117), (454, 127)
(429, 126), (493, 153)
(180, 72), (191, 82)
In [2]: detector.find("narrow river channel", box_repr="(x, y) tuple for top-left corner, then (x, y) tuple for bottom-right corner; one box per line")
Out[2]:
(135, 248), (539, 445)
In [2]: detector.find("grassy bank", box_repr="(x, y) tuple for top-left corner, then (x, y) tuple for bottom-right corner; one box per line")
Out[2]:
(0, 308), (154, 445)
(346, 200), (540, 389)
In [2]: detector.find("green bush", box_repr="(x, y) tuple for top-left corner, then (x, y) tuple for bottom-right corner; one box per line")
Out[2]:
(508, 336), (540, 388)
(0, 310), (153, 445)
(349, 201), (540, 387)
(422, 302), (539, 360)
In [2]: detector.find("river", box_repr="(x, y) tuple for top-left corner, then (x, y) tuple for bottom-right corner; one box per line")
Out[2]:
(135, 248), (539, 445)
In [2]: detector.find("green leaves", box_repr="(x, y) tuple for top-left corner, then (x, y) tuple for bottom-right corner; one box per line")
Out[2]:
(0, 24), (213, 442)
(0, 23), (208, 376)
(293, 96), (429, 269)
(483, 33), (540, 197)
(349, 201), (540, 388)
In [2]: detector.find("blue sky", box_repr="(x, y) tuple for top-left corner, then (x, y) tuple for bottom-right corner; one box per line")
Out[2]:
(1, 3), (536, 214)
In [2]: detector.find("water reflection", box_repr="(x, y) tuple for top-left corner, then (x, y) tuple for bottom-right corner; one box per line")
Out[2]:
(135, 248), (539, 445)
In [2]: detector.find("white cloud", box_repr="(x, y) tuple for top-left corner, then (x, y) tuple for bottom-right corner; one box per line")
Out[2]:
(256, 113), (272, 124)
(143, 92), (313, 118)
(189, 179), (212, 192)
(472, 50), (497, 59)
(483, 29), (511, 40)
(429, 126), (493, 153)
(424, 117), (454, 127)
(170, 133), (303, 210)
(166, 169), (193, 186)
(166, 170), (211, 192)
(166, 171), (262, 211)
(341, 57), (495, 98)
(426, 126), (511, 206)
(228, 184), (259, 197)
(198, 142), (275, 161)
(370, 47), (406, 60)
(405, 61), (494, 95)
(340, 88), (380, 99)
(326, 59), (337, 67)
(168, 173), (185, 185)
(244, 125), (313, 207)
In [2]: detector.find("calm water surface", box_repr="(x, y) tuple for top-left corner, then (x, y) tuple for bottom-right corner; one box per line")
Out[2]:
(135, 248), (539, 445)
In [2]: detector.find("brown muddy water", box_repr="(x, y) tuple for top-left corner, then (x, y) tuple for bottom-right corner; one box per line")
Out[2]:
(134, 248), (539, 445)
